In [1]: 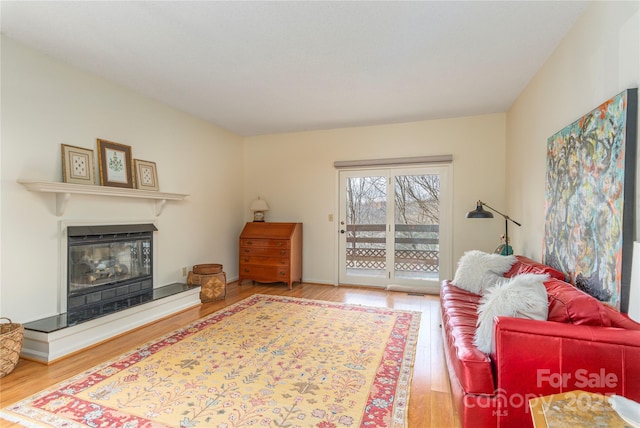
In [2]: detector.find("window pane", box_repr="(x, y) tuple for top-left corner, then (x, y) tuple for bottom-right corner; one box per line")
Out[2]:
(394, 174), (440, 281)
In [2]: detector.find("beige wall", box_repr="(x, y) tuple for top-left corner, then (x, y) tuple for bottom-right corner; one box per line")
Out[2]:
(507, 2), (639, 315)
(1, 34), (506, 322)
(4, 0), (637, 323)
(0, 36), (245, 323)
(244, 114), (507, 284)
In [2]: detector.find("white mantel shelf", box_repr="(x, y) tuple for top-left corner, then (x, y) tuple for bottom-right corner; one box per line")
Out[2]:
(18, 180), (188, 216)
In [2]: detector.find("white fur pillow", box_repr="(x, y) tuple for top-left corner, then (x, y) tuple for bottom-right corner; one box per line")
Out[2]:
(452, 250), (517, 294)
(474, 273), (549, 354)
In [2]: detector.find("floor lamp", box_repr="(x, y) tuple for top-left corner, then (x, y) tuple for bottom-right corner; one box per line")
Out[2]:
(466, 200), (521, 255)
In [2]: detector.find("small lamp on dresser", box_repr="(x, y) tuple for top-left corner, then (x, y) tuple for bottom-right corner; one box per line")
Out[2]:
(250, 197), (269, 222)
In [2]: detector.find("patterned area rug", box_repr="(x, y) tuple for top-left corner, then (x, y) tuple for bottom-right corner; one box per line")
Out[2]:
(1, 294), (420, 428)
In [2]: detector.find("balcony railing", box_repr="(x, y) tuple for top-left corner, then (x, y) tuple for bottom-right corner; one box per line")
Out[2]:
(345, 224), (439, 272)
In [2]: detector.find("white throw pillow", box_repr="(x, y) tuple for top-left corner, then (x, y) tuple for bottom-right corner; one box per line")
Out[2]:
(474, 273), (549, 354)
(452, 250), (517, 294)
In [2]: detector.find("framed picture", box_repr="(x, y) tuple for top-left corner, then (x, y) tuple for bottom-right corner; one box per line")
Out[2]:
(61, 144), (95, 185)
(97, 139), (134, 188)
(543, 88), (638, 312)
(134, 159), (159, 191)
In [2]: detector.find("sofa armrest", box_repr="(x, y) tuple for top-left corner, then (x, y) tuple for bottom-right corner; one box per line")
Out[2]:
(491, 316), (640, 427)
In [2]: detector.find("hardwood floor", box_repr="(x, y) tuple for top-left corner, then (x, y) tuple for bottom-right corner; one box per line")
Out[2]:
(0, 282), (460, 427)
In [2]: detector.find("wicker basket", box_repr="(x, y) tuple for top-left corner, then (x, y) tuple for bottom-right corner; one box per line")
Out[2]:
(0, 317), (23, 378)
(193, 263), (223, 275)
(199, 272), (227, 302)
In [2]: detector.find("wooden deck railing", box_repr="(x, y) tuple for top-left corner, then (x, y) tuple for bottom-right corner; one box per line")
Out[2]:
(345, 224), (439, 272)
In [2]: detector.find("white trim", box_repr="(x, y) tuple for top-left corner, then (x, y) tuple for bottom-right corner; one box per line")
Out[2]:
(333, 170), (340, 286)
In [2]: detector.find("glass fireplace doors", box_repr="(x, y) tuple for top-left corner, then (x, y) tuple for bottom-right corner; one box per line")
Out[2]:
(66, 224), (156, 324)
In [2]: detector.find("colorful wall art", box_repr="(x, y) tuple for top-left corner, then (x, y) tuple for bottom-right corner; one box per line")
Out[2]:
(544, 89), (637, 312)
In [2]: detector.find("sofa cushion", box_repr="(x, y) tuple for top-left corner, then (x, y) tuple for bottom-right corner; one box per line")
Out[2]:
(545, 278), (614, 326)
(504, 255), (566, 280)
(452, 250), (516, 295)
(474, 274), (549, 353)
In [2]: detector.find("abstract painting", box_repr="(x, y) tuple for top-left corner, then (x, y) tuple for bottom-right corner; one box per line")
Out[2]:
(544, 89), (637, 312)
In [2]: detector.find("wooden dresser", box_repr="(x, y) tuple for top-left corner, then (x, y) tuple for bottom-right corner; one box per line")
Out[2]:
(238, 222), (302, 289)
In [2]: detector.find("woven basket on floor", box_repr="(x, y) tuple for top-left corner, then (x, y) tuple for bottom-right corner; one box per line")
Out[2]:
(0, 317), (23, 378)
(199, 272), (227, 302)
(192, 263), (223, 275)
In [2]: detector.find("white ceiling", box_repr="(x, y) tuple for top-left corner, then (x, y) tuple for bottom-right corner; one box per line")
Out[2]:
(1, 1), (588, 137)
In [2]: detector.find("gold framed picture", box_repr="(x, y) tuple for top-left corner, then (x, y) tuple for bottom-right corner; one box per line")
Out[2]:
(97, 139), (134, 188)
(61, 144), (95, 185)
(134, 159), (159, 191)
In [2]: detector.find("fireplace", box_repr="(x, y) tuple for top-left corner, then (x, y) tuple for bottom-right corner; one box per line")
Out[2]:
(67, 224), (157, 325)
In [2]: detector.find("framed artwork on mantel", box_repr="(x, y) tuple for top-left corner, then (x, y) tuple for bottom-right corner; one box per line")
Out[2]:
(134, 159), (159, 191)
(61, 144), (95, 185)
(97, 139), (134, 188)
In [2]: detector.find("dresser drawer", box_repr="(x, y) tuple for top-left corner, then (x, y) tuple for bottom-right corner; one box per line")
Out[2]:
(240, 256), (289, 266)
(239, 265), (289, 282)
(240, 239), (290, 249)
(240, 246), (289, 257)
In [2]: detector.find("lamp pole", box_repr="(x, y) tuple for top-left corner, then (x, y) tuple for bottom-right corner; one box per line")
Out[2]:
(478, 201), (521, 256)
(504, 217), (510, 255)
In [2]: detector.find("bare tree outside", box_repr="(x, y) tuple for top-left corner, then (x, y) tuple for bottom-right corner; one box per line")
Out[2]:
(395, 175), (440, 226)
(346, 176), (386, 232)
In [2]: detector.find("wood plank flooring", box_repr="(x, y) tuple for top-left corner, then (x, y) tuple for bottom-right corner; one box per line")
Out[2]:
(0, 282), (460, 427)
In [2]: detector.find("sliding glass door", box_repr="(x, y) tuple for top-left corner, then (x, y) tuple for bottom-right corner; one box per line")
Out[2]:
(338, 165), (451, 292)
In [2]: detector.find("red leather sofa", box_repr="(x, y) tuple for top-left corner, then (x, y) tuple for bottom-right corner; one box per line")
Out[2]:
(440, 255), (640, 427)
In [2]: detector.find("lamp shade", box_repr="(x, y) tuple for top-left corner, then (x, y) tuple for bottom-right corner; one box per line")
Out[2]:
(250, 197), (269, 212)
(466, 201), (493, 219)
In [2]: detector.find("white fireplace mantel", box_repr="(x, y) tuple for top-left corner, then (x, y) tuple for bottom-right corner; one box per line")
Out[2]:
(18, 180), (188, 216)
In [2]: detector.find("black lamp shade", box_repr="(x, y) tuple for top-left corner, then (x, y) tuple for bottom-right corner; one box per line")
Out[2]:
(466, 202), (494, 219)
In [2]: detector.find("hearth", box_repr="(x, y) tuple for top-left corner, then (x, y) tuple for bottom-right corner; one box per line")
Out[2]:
(67, 224), (157, 325)
(21, 222), (201, 362)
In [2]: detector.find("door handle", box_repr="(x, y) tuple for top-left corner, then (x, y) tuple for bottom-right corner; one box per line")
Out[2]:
(340, 229), (345, 234)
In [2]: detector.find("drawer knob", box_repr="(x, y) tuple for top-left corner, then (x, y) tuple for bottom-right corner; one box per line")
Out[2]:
(280, 250), (285, 255)
(277, 242), (283, 246)
(244, 258), (249, 262)
(244, 269), (250, 273)
(279, 271), (285, 276)
(247, 241), (253, 245)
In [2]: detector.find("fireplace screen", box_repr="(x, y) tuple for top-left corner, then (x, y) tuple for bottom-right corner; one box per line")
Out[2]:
(67, 224), (157, 324)
(69, 235), (151, 291)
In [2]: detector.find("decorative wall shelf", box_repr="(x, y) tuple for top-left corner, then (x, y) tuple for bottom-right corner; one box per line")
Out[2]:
(18, 180), (188, 216)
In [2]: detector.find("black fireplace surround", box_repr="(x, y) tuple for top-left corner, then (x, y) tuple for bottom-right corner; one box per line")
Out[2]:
(66, 224), (157, 325)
